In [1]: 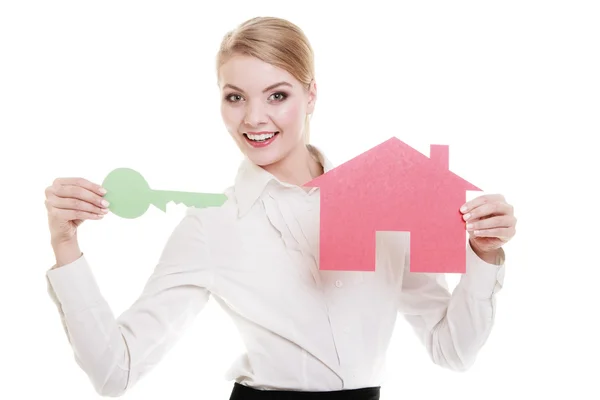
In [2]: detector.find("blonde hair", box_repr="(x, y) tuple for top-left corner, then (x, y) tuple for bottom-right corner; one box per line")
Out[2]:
(216, 17), (315, 143)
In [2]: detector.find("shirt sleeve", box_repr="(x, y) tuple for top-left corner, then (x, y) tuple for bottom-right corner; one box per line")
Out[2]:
(397, 241), (505, 371)
(45, 209), (214, 396)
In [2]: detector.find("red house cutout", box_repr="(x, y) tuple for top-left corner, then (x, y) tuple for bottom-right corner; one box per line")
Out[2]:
(305, 137), (482, 274)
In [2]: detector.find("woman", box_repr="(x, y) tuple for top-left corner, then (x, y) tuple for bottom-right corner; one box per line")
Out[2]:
(44, 16), (516, 400)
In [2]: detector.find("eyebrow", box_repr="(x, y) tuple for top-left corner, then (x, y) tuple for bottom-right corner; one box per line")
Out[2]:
(223, 81), (293, 93)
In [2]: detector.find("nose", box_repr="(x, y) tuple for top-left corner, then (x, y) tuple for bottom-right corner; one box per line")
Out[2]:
(244, 101), (268, 127)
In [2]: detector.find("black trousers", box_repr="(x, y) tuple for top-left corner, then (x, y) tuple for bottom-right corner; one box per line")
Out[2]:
(229, 382), (380, 400)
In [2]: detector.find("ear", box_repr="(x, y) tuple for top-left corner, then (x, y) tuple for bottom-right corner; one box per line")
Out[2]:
(306, 80), (317, 115)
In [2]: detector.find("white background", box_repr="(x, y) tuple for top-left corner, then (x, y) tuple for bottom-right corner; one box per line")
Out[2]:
(1, 1), (599, 399)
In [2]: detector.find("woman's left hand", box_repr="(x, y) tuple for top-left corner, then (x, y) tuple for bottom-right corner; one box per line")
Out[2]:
(460, 194), (517, 257)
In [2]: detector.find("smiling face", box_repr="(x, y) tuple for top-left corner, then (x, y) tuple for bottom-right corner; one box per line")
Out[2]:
(218, 55), (316, 167)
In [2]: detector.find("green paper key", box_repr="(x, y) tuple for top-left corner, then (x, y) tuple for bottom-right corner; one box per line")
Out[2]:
(101, 168), (227, 219)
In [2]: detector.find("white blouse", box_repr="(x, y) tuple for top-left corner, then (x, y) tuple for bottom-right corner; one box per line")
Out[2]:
(46, 145), (506, 397)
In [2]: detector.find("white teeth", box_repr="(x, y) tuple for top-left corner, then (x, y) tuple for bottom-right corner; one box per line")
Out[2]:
(246, 132), (276, 141)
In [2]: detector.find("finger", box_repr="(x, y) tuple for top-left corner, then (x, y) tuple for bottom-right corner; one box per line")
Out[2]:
(463, 201), (514, 221)
(466, 215), (516, 231)
(49, 207), (105, 222)
(471, 227), (515, 239)
(460, 193), (506, 214)
(53, 177), (106, 197)
(45, 194), (108, 216)
(52, 183), (109, 209)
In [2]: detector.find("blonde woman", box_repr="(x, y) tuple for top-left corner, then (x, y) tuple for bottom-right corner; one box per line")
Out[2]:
(44, 16), (517, 400)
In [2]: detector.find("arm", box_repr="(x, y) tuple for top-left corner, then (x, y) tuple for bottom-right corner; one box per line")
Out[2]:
(46, 209), (213, 396)
(397, 240), (505, 371)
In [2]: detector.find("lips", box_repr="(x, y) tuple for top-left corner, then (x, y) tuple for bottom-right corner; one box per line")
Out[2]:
(243, 131), (280, 148)
(244, 131), (278, 141)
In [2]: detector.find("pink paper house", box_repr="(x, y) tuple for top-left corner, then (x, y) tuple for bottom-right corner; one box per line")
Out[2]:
(305, 137), (482, 273)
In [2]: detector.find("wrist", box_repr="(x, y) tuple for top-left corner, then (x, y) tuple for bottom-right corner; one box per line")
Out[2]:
(51, 239), (82, 268)
(469, 239), (504, 265)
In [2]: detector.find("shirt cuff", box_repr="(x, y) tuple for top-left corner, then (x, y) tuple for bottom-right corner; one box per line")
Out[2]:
(460, 243), (506, 298)
(46, 254), (106, 314)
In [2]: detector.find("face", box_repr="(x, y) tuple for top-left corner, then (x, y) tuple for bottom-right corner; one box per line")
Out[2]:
(218, 55), (316, 167)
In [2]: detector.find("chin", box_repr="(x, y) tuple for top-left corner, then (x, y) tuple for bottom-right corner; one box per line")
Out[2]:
(246, 150), (286, 167)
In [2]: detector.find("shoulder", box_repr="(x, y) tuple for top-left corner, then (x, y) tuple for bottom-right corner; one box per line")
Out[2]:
(180, 185), (244, 262)
(182, 185), (240, 235)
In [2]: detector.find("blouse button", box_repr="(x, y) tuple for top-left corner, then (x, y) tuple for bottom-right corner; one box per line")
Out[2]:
(335, 280), (343, 288)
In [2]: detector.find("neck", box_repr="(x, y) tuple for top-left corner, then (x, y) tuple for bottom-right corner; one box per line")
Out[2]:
(263, 144), (323, 187)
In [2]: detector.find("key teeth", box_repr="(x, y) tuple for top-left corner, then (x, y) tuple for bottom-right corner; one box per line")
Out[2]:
(156, 200), (184, 212)
(152, 195), (228, 213)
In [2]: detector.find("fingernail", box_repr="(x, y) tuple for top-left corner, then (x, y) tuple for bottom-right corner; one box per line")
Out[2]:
(101, 208), (109, 214)
(99, 187), (107, 194)
(466, 223), (473, 230)
(460, 205), (467, 213)
(101, 200), (110, 207)
(463, 213), (471, 221)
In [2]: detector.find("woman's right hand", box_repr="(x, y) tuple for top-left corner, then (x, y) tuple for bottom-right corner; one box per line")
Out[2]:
(45, 177), (110, 246)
